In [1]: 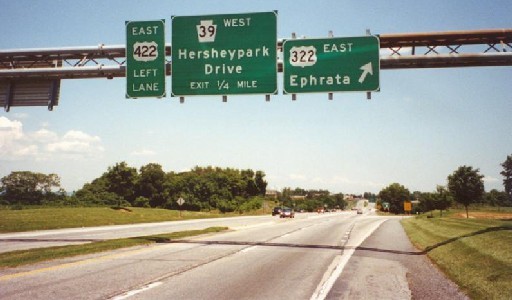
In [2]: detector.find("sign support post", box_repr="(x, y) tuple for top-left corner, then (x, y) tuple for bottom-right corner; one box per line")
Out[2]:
(177, 197), (185, 218)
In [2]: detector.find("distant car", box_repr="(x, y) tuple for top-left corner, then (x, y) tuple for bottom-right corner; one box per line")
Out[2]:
(272, 207), (282, 216)
(280, 208), (295, 218)
(357, 209), (363, 214)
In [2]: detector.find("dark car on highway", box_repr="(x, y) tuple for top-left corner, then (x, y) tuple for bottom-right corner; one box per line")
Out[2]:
(280, 208), (295, 218)
(272, 207), (282, 216)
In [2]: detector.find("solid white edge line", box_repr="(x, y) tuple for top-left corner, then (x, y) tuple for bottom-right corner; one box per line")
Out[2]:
(310, 219), (387, 300)
(110, 281), (163, 300)
(240, 246), (258, 253)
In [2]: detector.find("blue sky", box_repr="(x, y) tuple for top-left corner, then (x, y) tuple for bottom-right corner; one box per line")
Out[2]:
(1, 0), (511, 194)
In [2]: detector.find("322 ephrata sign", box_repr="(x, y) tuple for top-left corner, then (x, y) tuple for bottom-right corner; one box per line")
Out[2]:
(126, 20), (166, 98)
(171, 12), (277, 96)
(283, 36), (380, 94)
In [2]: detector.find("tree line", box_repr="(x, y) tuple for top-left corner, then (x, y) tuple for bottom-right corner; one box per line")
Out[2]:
(75, 163), (269, 212)
(377, 154), (512, 217)
(0, 171), (65, 206)
(0, 162), (347, 213)
(276, 187), (347, 211)
(0, 162), (269, 213)
(2, 154), (511, 216)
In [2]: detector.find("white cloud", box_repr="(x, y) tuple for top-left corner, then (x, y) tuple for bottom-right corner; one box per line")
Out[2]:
(30, 128), (58, 143)
(0, 117), (104, 161)
(62, 130), (101, 143)
(46, 130), (104, 157)
(0, 116), (27, 159)
(0, 116), (23, 141)
(16, 145), (39, 157)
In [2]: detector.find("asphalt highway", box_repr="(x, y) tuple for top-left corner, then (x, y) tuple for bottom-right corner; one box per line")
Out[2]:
(0, 208), (467, 299)
(0, 215), (277, 253)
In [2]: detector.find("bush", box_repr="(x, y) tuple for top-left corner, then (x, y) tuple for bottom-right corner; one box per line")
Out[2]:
(134, 196), (150, 208)
(217, 199), (237, 213)
(239, 196), (263, 213)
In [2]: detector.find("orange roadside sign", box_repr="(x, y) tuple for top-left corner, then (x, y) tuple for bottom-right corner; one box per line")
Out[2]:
(404, 201), (412, 212)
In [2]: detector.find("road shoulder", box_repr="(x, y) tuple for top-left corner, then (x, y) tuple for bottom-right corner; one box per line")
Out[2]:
(327, 217), (468, 300)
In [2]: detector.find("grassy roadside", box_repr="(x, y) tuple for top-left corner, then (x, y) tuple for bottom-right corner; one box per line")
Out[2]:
(401, 213), (512, 299)
(0, 207), (258, 233)
(0, 227), (228, 269)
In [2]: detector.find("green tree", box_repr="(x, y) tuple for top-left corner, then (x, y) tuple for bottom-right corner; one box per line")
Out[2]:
(104, 162), (138, 205)
(485, 189), (511, 207)
(255, 171), (267, 196)
(134, 196), (150, 208)
(0, 171), (61, 205)
(501, 154), (512, 203)
(363, 192), (377, 202)
(419, 192), (436, 217)
(75, 175), (129, 207)
(333, 193), (347, 210)
(434, 186), (453, 216)
(379, 183), (410, 214)
(317, 194), (334, 210)
(138, 163), (165, 207)
(447, 165), (484, 219)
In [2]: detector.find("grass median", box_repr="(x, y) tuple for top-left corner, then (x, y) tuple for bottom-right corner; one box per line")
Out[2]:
(402, 212), (512, 299)
(0, 227), (228, 269)
(0, 206), (258, 233)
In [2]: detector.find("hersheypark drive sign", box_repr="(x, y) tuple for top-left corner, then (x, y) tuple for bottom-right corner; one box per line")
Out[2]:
(171, 12), (278, 96)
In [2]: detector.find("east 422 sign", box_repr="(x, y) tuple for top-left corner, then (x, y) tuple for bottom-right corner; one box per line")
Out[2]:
(126, 20), (166, 98)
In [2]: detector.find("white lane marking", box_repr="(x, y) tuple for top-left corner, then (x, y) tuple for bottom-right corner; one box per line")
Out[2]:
(231, 221), (275, 231)
(310, 219), (387, 300)
(311, 249), (356, 300)
(240, 246), (258, 253)
(110, 281), (162, 300)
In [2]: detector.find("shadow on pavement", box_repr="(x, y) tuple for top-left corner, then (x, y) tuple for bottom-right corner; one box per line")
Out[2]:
(166, 225), (512, 256)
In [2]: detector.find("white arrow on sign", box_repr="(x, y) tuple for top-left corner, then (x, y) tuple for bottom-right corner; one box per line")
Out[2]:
(358, 62), (373, 83)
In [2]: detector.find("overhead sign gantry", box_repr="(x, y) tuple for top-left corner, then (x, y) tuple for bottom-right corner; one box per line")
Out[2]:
(1, 26), (511, 111)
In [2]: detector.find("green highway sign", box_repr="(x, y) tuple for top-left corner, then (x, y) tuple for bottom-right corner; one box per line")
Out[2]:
(283, 36), (380, 94)
(171, 12), (277, 96)
(126, 20), (166, 98)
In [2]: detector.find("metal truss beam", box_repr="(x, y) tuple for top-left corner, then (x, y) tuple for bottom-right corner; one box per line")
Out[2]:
(0, 29), (511, 80)
(379, 29), (512, 69)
